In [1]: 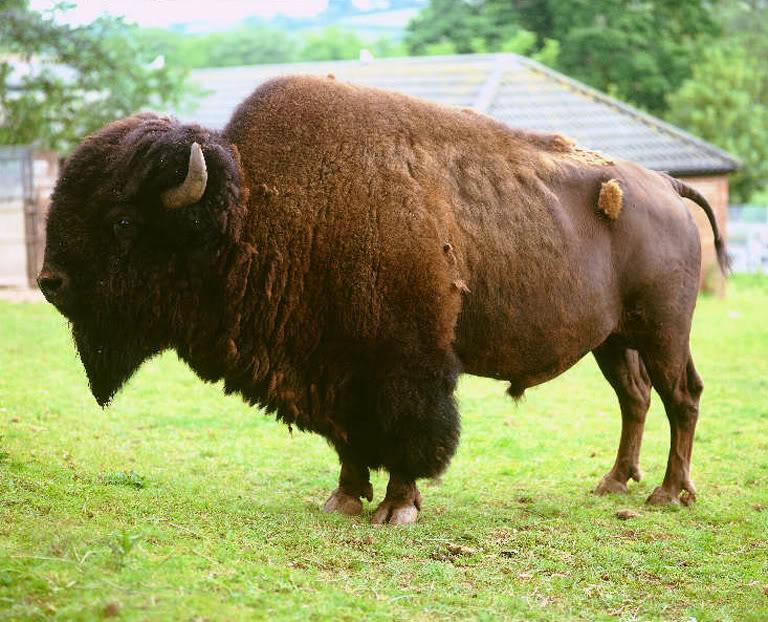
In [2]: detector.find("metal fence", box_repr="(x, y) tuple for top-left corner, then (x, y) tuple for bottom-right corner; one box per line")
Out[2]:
(728, 206), (768, 274)
(0, 146), (35, 287)
(0, 145), (56, 288)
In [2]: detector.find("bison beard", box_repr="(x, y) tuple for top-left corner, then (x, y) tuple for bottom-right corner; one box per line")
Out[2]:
(40, 75), (727, 524)
(72, 321), (162, 407)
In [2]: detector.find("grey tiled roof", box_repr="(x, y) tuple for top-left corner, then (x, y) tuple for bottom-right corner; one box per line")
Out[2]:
(180, 53), (739, 176)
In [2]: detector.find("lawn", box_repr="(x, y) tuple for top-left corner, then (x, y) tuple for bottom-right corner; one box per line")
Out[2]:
(1, 276), (767, 621)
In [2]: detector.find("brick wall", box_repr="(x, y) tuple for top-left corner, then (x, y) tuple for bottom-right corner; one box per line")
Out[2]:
(679, 175), (729, 295)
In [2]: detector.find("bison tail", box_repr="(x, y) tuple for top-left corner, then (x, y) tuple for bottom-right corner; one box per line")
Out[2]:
(663, 173), (730, 275)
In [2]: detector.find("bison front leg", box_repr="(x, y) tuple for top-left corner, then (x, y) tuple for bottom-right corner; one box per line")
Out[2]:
(371, 473), (422, 525)
(322, 461), (373, 516)
(368, 357), (461, 525)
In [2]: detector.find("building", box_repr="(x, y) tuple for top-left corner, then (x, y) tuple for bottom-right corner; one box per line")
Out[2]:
(181, 52), (740, 290)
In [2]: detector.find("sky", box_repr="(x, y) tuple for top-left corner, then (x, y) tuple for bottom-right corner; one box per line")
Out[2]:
(28, 1), (339, 29)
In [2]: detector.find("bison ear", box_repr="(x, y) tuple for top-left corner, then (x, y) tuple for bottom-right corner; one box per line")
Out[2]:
(161, 142), (208, 209)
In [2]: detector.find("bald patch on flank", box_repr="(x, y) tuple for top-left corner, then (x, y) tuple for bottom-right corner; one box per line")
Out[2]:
(549, 134), (615, 167)
(573, 146), (614, 167)
(598, 179), (623, 220)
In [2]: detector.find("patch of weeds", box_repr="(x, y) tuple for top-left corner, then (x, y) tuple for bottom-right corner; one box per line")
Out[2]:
(108, 530), (141, 568)
(0, 435), (9, 462)
(0, 568), (18, 587)
(99, 470), (146, 489)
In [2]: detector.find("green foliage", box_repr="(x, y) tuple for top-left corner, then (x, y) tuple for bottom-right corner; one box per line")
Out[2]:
(406, 0), (720, 114)
(405, 0), (520, 55)
(1, 278), (767, 619)
(495, 29), (559, 66)
(301, 27), (365, 62)
(548, 0), (720, 114)
(752, 189), (768, 207)
(134, 24), (407, 70)
(367, 36), (408, 59)
(107, 531), (141, 568)
(0, 1), (190, 153)
(719, 0), (768, 57)
(136, 26), (301, 68)
(499, 29), (536, 54)
(667, 42), (768, 203)
(197, 28), (299, 67)
(422, 39), (459, 56)
(533, 38), (560, 67)
(404, 2), (559, 64)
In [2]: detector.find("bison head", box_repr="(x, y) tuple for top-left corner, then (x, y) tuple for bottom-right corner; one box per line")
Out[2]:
(39, 113), (242, 406)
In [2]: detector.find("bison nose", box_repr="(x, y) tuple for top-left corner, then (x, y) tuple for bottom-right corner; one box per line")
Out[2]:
(37, 269), (68, 302)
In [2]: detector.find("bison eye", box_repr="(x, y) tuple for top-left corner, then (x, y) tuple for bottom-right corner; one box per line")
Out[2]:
(112, 218), (136, 237)
(113, 217), (138, 241)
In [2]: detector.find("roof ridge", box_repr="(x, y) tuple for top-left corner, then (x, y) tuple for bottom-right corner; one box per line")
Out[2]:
(511, 54), (740, 171)
(190, 52), (506, 76)
(471, 55), (508, 113)
(184, 52), (739, 175)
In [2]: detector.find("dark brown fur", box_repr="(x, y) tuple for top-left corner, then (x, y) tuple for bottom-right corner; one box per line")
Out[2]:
(40, 76), (725, 523)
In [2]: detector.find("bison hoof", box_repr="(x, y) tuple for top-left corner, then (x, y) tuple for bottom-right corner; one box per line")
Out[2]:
(595, 475), (628, 495)
(646, 484), (696, 506)
(322, 489), (365, 516)
(371, 501), (419, 526)
(646, 487), (681, 506)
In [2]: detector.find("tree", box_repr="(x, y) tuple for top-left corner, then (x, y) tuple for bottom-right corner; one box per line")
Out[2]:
(206, 27), (299, 67)
(667, 42), (768, 203)
(546, 0), (721, 114)
(135, 29), (210, 70)
(405, 0), (500, 55)
(0, 1), (190, 153)
(135, 26), (300, 70)
(300, 27), (366, 61)
(135, 25), (406, 69)
(368, 37), (408, 59)
(405, 0), (721, 114)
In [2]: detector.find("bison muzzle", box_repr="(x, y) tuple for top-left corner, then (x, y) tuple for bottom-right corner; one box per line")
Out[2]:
(40, 76), (727, 524)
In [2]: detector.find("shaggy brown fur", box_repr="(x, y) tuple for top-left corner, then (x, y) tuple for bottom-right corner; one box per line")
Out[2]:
(39, 76), (727, 524)
(598, 179), (624, 220)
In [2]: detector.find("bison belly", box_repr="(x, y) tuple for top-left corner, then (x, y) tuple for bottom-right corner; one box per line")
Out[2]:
(453, 210), (620, 392)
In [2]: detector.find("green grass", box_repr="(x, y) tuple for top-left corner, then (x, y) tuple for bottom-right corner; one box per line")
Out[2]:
(1, 276), (767, 621)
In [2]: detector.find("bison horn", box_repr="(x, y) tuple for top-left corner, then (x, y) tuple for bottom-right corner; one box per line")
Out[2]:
(161, 142), (208, 209)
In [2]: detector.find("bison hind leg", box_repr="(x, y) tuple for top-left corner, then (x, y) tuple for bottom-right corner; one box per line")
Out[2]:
(593, 337), (651, 495)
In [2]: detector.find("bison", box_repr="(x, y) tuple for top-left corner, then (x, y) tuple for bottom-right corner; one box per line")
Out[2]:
(38, 75), (727, 524)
